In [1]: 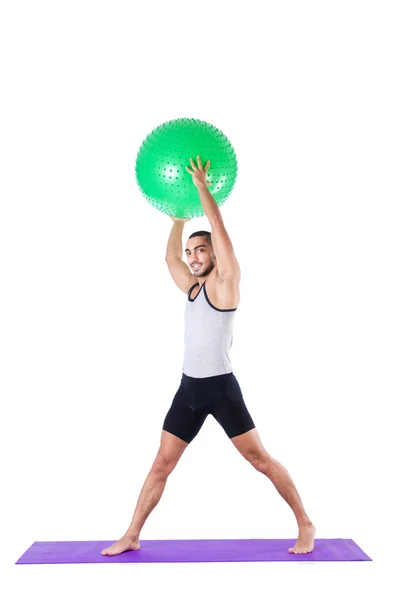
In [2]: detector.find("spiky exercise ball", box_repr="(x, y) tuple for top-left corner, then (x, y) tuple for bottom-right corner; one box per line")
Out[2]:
(135, 118), (238, 219)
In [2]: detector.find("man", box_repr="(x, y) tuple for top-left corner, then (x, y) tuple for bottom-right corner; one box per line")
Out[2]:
(102, 156), (316, 556)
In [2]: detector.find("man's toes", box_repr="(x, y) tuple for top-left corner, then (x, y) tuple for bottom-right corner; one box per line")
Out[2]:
(289, 546), (312, 554)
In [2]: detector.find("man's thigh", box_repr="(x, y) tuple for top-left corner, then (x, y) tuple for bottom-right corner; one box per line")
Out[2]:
(210, 374), (256, 438)
(163, 380), (208, 444)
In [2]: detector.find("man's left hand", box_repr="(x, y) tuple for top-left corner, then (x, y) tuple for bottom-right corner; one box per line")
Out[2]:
(186, 156), (212, 189)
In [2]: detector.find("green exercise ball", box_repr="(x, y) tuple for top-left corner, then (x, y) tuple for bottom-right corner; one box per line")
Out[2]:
(135, 117), (238, 219)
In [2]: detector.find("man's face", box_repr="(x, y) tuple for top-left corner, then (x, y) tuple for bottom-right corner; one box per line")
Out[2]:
(185, 238), (216, 277)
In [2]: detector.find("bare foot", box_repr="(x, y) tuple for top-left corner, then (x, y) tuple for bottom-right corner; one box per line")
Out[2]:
(101, 534), (141, 556)
(288, 522), (316, 554)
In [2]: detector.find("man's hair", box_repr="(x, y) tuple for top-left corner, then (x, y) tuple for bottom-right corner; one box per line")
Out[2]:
(188, 230), (212, 246)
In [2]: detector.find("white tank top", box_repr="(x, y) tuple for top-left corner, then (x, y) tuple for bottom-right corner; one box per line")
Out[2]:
(182, 280), (237, 378)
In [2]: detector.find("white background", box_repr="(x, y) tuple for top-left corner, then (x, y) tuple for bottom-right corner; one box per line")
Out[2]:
(1, 1), (396, 598)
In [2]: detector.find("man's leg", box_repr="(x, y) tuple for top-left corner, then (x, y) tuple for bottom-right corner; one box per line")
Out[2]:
(231, 428), (316, 554)
(101, 430), (188, 556)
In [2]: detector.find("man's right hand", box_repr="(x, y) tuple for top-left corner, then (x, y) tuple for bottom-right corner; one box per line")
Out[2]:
(170, 216), (191, 223)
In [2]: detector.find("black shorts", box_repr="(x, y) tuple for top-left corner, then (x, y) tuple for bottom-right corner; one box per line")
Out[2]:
(163, 372), (256, 444)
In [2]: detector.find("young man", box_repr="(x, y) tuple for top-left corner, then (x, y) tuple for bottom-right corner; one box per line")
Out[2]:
(102, 156), (316, 556)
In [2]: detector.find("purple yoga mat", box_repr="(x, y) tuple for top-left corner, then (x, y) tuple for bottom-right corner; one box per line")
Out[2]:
(16, 538), (371, 564)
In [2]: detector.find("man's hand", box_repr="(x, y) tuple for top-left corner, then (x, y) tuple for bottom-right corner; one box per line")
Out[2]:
(170, 216), (191, 223)
(186, 156), (212, 189)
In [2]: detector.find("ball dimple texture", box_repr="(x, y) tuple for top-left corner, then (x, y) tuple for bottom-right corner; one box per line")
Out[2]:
(135, 118), (238, 219)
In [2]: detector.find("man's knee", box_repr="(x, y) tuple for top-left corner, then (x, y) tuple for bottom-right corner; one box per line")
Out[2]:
(151, 453), (177, 477)
(249, 452), (274, 473)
